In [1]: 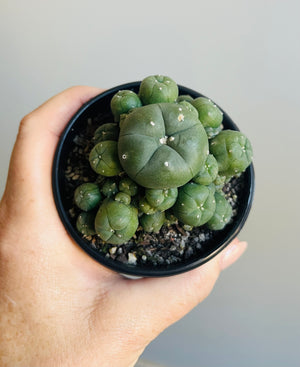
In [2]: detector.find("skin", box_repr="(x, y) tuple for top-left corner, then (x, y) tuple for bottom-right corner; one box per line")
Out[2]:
(0, 86), (247, 367)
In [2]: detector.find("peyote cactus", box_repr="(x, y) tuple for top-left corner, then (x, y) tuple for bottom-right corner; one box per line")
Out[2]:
(207, 191), (233, 230)
(192, 97), (223, 128)
(89, 140), (122, 176)
(76, 211), (96, 236)
(118, 177), (138, 196)
(140, 211), (166, 233)
(118, 102), (208, 189)
(192, 154), (218, 186)
(110, 90), (142, 122)
(145, 188), (178, 212)
(139, 75), (178, 105)
(93, 122), (119, 144)
(209, 130), (253, 179)
(74, 183), (101, 211)
(139, 188), (178, 215)
(100, 178), (119, 198)
(71, 75), (253, 250)
(94, 198), (139, 245)
(172, 182), (216, 227)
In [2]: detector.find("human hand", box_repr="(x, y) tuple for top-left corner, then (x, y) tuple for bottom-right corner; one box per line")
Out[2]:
(0, 86), (247, 367)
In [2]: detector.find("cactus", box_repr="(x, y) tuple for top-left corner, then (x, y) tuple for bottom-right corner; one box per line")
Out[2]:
(204, 124), (223, 139)
(213, 174), (226, 191)
(93, 123), (119, 144)
(207, 191), (233, 230)
(100, 178), (119, 198)
(139, 75), (178, 105)
(140, 211), (165, 233)
(95, 198), (139, 245)
(89, 140), (122, 176)
(115, 192), (131, 205)
(110, 90), (142, 122)
(209, 130), (253, 179)
(145, 188), (178, 212)
(119, 177), (138, 196)
(176, 94), (194, 103)
(118, 102), (208, 189)
(139, 188), (177, 215)
(76, 211), (96, 236)
(74, 183), (101, 211)
(192, 97), (223, 128)
(139, 196), (158, 215)
(70, 74), (253, 248)
(172, 183), (216, 227)
(193, 154), (218, 186)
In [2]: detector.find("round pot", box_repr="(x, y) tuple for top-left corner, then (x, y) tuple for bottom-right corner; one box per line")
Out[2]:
(52, 82), (255, 277)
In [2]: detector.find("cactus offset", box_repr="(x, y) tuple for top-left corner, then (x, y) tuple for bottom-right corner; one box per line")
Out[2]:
(172, 183), (216, 227)
(207, 191), (233, 230)
(210, 130), (253, 179)
(110, 90), (142, 122)
(74, 183), (101, 211)
(139, 75), (178, 105)
(95, 198), (138, 245)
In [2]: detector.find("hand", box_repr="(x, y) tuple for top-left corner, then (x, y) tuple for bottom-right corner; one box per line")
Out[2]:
(0, 86), (247, 367)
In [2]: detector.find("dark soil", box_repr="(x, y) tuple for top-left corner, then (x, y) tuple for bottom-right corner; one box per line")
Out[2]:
(63, 113), (245, 268)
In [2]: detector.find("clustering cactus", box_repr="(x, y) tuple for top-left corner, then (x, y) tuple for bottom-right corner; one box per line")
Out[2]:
(73, 75), (253, 247)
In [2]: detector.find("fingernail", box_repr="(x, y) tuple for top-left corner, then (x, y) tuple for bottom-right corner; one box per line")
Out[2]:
(220, 241), (248, 270)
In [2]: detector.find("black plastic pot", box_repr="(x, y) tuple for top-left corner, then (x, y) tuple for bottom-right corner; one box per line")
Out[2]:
(52, 82), (255, 277)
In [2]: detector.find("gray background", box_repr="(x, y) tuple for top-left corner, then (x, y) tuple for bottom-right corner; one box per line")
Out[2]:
(1, 1), (299, 366)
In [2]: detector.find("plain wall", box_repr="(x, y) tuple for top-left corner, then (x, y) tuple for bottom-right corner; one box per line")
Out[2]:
(1, 1), (300, 366)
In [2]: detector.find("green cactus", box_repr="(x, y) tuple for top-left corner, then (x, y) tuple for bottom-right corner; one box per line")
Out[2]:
(191, 97), (223, 128)
(177, 94), (194, 103)
(204, 124), (223, 139)
(95, 198), (139, 245)
(209, 130), (253, 178)
(93, 123), (119, 144)
(139, 196), (157, 215)
(118, 102), (208, 189)
(145, 187), (178, 212)
(74, 183), (101, 211)
(70, 75), (253, 250)
(178, 100), (199, 115)
(193, 154), (218, 186)
(139, 75), (178, 105)
(89, 140), (122, 176)
(173, 182), (216, 227)
(101, 178), (119, 198)
(76, 211), (96, 236)
(207, 191), (233, 230)
(119, 177), (138, 196)
(213, 174), (226, 191)
(140, 211), (165, 233)
(110, 90), (142, 122)
(115, 192), (131, 205)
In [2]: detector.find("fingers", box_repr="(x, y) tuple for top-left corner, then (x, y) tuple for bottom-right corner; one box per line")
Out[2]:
(220, 239), (248, 270)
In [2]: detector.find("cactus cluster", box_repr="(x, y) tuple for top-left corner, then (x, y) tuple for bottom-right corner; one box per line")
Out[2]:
(73, 75), (253, 246)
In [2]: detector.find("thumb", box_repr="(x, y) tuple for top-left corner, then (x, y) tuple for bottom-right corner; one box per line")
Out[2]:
(2, 86), (103, 206)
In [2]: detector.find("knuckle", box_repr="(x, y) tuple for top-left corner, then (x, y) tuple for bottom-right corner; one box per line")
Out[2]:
(18, 113), (35, 138)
